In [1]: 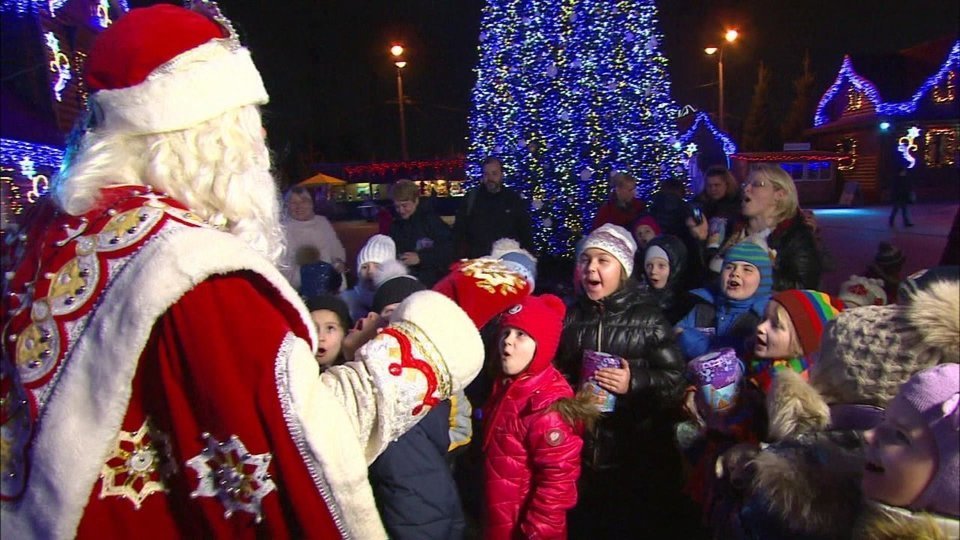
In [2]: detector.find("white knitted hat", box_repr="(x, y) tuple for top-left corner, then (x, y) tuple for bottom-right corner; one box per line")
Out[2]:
(582, 223), (638, 277)
(357, 234), (396, 268)
(390, 290), (483, 393)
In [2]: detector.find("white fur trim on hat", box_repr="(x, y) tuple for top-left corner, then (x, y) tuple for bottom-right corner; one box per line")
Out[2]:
(357, 234), (396, 268)
(389, 290), (483, 393)
(583, 223), (637, 277)
(92, 41), (269, 135)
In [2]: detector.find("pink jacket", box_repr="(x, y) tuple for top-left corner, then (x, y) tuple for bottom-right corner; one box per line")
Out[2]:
(482, 366), (583, 540)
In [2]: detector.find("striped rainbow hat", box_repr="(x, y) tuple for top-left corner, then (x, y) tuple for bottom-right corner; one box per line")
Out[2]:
(771, 290), (845, 357)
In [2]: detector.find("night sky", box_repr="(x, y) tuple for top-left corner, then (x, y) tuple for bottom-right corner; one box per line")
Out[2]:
(133, 0), (959, 180)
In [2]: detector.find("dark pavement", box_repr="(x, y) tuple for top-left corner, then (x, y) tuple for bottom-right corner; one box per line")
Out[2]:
(812, 202), (958, 296)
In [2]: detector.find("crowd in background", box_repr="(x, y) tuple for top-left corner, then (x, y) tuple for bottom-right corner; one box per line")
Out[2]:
(285, 157), (959, 539)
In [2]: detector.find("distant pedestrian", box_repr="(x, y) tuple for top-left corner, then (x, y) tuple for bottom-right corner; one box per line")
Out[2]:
(889, 168), (914, 227)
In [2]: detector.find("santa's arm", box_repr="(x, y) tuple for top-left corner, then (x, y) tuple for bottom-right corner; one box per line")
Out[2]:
(309, 291), (483, 463)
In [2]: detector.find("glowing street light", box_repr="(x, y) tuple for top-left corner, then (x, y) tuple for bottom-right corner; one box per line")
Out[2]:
(390, 44), (409, 160)
(705, 29), (739, 132)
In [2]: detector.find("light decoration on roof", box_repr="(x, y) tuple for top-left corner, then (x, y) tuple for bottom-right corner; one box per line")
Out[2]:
(678, 111), (738, 156)
(815, 41), (960, 127)
(898, 126), (921, 169)
(45, 31), (71, 102)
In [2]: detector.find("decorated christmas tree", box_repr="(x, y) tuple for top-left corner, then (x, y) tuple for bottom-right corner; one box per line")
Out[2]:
(467, 0), (684, 255)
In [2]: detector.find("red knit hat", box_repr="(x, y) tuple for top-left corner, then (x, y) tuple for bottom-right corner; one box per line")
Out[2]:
(771, 290), (845, 357)
(85, 4), (268, 134)
(499, 294), (566, 376)
(432, 258), (532, 329)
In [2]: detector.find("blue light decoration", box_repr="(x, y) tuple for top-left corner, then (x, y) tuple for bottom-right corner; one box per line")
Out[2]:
(814, 40), (960, 127)
(1, 138), (65, 170)
(1, 0), (128, 17)
(45, 31), (71, 102)
(879, 121), (891, 131)
(678, 111), (737, 157)
(466, 0), (683, 254)
(898, 126), (921, 169)
(1, 138), (64, 216)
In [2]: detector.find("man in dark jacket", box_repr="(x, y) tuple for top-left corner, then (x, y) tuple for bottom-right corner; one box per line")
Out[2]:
(454, 156), (535, 259)
(389, 179), (454, 287)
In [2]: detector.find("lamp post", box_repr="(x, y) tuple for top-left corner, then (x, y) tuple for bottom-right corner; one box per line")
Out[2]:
(705, 29), (739, 133)
(390, 44), (409, 161)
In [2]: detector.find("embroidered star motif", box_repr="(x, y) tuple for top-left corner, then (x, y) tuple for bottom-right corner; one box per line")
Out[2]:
(459, 259), (526, 295)
(99, 417), (177, 509)
(186, 432), (275, 523)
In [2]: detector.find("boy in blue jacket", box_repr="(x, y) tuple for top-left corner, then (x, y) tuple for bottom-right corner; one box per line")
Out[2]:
(676, 241), (772, 359)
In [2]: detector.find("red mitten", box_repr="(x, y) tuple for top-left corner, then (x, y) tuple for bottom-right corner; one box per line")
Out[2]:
(432, 258), (532, 329)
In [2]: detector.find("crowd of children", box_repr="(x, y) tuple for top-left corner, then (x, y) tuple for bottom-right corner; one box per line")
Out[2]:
(287, 163), (958, 539)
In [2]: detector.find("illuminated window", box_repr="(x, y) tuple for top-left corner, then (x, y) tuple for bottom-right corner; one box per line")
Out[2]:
(845, 87), (864, 112)
(924, 128), (958, 168)
(836, 137), (858, 171)
(932, 70), (956, 104)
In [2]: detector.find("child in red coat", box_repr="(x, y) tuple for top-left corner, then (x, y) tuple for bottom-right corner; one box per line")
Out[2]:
(482, 294), (595, 540)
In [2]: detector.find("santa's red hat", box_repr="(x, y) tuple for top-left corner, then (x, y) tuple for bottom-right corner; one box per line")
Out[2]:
(432, 258), (532, 329)
(85, 4), (268, 135)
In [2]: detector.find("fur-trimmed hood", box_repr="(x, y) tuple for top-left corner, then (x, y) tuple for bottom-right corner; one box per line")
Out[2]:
(549, 389), (602, 433)
(741, 437), (866, 538)
(766, 279), (959, 441)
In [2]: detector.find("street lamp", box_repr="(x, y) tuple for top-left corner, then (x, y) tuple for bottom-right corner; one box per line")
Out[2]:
(390, 44), (409, 161)
(705, 28), (739, 133)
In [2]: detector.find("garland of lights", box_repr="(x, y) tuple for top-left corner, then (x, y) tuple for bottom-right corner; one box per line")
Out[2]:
(815, 40), (959, 127)
(342, 159), (465, 179)
(836, 137), (858, 171)
(466, 0), (683, 254)
(898, 126), (921, 169)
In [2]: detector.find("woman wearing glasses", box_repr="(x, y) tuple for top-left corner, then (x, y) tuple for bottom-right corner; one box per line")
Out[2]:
(688, 163), (822, 291)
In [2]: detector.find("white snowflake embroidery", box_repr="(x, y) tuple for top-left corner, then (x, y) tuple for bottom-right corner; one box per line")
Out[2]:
(186, 432), (276, 523)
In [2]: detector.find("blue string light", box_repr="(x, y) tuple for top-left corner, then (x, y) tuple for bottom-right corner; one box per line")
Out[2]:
(678, 111), (737, 157)
(815, 40), (959, 127)
(1, 138), (65, 170)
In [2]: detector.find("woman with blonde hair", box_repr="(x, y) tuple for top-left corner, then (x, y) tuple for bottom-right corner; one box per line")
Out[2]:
(690, 163), (821, 291)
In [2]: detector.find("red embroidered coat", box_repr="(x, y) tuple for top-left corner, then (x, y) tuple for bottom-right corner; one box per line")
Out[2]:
(1, 187), (478, 539)
(482, 366), (582, 540)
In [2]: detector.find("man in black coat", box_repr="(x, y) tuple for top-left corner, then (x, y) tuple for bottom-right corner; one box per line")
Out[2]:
(388, 179), (454, 287)
(454, 156), (535, 259)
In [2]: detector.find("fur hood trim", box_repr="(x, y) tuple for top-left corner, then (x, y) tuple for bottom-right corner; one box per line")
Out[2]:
(854, 501), (959, 540)
(550, 389), (601, 432)
(908, 279), (960, 365)
(767, 369), (831, 441)
(374, 258), (411, 288)
(748, 438), (864, 537)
